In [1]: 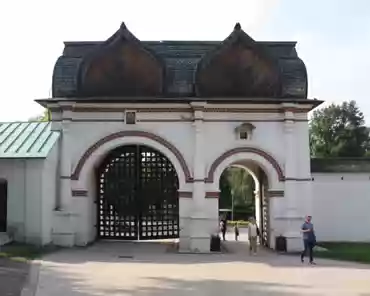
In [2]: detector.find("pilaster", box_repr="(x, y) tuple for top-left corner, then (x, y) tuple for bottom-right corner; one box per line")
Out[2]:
(187, 102), (217, 252)
(53, 105), (76, 247)
(191, 102), (206, 216)
(282, 104), (302, 251)
(60, 120), (72, 211)
(283, 110), (298, 215)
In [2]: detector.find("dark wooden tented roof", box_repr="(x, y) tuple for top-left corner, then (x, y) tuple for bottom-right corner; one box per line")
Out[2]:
(52, 22), (308, 100)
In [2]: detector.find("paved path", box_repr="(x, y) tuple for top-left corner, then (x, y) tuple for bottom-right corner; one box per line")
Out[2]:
(30, 233), (370, 296)
(0, 258), (29, 296)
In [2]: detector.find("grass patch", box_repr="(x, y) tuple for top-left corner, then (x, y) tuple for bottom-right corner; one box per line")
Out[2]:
(0, 243), (59, 261)
(315, 242), (370, 264)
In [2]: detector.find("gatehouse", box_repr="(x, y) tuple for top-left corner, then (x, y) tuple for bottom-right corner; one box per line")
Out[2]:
(3, 22), (368, 252)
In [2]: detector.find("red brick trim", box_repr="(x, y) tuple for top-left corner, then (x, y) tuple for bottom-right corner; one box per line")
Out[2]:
(178, 191), (192, 198)
(206, 147), (285, 183)
(266, 190), (284, 197)
(72, 190), (88, 197)
(71, 131), (192, 182)
(205, 191), (220, 198)
(284, 178), (312, 181)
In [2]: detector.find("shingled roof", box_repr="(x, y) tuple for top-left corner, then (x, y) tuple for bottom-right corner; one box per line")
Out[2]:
(52, 22), (308, 100)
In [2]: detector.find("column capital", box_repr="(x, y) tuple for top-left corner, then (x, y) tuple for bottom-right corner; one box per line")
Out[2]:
(192, 120), (203, 132)
(284, 120), (294, 134)
(62, 121), (72, 133)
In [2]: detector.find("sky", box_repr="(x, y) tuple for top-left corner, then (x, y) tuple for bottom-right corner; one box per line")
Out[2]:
(0, 0), (369, 123)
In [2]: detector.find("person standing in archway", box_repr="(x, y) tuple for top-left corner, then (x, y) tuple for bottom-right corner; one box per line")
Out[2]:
(300, 215), (316, 264)
(234, 222), (240, 241)
(248, 217), (260, 255)
(220, 216), (227, 241)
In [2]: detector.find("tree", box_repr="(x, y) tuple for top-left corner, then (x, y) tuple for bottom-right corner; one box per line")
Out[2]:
(219, 167), (255, 220)
(219, 169), (232, 209)
(309, 100), (370, 157)
(226, 167), (254, 207)
(29, 109), (50, 122)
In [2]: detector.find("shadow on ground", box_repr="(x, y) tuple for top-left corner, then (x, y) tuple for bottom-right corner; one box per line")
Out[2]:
(0, 258), (29, 296)
(41, 276), (317, 296)
(40, 240), (370, 270)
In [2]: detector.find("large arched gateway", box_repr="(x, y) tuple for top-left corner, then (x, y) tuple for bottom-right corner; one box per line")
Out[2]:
(96, 145), (179, 240)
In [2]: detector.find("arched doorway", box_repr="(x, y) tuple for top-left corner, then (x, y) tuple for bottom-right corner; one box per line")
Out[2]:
(207, 147), (284, 249)
(96, 144), (179, 240)
(218, 163), (270, 247)
(0, 179), (7, 232)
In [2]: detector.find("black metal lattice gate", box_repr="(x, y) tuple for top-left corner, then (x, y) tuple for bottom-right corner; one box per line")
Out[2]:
(96, 145), (179, 240)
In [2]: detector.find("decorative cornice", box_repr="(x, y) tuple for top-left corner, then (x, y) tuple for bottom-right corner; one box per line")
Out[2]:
(49, 105), (312, 114)
(51, 118), (308, 123)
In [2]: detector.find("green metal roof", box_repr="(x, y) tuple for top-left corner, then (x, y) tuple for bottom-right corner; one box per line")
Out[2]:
(0, 122), (60, 158)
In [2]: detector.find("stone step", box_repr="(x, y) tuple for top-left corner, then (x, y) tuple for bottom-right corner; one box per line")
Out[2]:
(0, 232), (12, 246)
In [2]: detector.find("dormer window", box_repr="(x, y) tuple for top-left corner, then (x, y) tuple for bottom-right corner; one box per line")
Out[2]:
(235, 122), (256, 140)
(125, 111), (136, 124)
(240, 131), (248, 140)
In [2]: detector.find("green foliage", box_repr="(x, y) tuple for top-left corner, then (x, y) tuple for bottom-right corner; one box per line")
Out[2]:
(0, 243), (59, 261)
(316, 242), (370, 264)
(219, 170), (232, 209)
(227, 220), (249, 227)
(310, 100), (370, 157)
(29, 109), (50, 122)
(219, 167), (255, 220)
(227, 167), (255, 207)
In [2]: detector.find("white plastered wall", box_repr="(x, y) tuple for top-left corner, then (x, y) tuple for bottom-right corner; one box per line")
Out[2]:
(53, 103), (314, 251)
(0, 159), (43, 244)
(312, 173), (370, 242)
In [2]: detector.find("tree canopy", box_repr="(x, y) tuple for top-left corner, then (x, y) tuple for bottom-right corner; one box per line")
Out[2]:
(309, 100), (370, 157)
(219, 167), (255, 220)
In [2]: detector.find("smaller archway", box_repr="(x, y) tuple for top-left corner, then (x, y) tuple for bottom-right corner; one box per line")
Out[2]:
(218, 161), (271, 247)
(95, 144), (180, 241)
(208, 147), (284, 248)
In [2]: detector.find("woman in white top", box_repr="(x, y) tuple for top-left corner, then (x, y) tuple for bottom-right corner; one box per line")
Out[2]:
(248, 217), (260, 255)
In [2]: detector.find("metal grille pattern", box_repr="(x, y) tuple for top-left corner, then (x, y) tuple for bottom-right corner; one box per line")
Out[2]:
(97, 145), (179, 240)
(261, 188), (270, 247)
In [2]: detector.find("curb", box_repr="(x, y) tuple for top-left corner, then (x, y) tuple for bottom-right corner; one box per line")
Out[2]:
(20, 260), (40, 296)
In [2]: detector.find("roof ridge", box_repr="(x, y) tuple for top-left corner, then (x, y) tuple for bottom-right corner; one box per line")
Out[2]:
(0, 121), (43, 124)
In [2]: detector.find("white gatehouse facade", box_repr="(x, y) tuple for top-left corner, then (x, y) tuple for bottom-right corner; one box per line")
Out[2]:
(1, 23), (369, 251)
